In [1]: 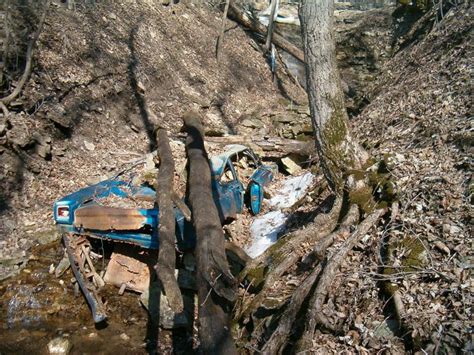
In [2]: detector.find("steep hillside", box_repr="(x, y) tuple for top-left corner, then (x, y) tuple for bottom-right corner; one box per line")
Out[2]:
(351, 3), (472, 351)
(0, 1), (303, 278)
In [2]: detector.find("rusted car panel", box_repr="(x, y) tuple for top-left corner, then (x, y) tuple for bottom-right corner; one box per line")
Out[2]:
(74, 205), (149, 231)
(103, 250), (153, 293)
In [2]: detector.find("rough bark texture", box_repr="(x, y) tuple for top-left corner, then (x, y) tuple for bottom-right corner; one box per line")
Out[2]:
(238, 196), (342, 319)
(183, 111), (237, 355)
(228, 2), (304, 63)
(296, 208), (386, 351)
(264, 0), (278, 52)
(216, 0), (231, 62)
(154, 128), (183, 313)
(299, 0), (367, 194)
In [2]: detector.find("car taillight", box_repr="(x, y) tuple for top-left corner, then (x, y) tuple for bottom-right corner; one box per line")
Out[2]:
(57, 206), (70, 218)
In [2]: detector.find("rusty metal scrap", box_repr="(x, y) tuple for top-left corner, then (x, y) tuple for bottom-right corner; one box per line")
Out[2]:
(74, 205), (147, 230)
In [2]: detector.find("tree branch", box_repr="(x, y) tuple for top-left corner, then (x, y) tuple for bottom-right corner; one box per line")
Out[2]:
(0, 0), (50, 105)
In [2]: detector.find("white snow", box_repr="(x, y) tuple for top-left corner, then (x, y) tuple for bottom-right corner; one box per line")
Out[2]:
(245, 172), (316, 258)
(246, 211), (287, 258)
(268, 172), (315, 209)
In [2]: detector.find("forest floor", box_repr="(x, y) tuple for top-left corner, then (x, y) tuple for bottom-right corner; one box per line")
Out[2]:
(0, 0), (472, 353)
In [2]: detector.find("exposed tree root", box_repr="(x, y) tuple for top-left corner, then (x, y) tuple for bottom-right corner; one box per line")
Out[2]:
(154, 127), (183, 313)
(261, 263), (322, 354)
(261, 204), (360, 354)
(296, 208), (386, 351)
(312, 203), (359, 260)
(237, 196), (342, 320)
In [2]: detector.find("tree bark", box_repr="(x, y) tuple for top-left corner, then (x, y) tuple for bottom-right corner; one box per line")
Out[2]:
(228, 2), (304, 63)
(296, 208), (385, 351)
(154, 128), (183, 313)
(299, 0), (367, 194)
(183, 111), (237, 355)
(216, 0), (231, 62)
(264, 0), (278, 52)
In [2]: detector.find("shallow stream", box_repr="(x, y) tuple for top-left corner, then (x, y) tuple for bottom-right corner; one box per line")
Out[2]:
(0, 242), (190, 354)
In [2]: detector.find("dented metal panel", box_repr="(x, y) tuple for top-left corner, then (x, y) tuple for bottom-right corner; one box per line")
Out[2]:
(248, 165), (274, 215)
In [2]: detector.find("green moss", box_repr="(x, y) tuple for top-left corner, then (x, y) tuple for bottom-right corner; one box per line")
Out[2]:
(383, 237), (426, 296)
(244, 265), (266, 289)
(349, 186), (377, 214)
(295, 133), (313, 142)
(321, 101), (352, 192)
(400, 237), (427, 270)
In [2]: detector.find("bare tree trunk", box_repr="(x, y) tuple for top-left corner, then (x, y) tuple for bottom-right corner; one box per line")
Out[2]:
(264, 0), (278, 52)
(0, 0), (50, 105)
(299, 0), (367, 194)
(216, 0), (231, 62)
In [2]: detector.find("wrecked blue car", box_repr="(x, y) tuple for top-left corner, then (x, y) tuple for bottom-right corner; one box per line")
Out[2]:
(53, 145), (274, 323)
(53, 145), (273, 251)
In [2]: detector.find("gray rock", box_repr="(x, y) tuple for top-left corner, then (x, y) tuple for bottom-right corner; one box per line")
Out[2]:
(140, 283), (191, 329)
(47, 337), (71, 354)
(84, 140), (95, 151)
(241, 118), (264, 129)
(37, 143), (52, 160)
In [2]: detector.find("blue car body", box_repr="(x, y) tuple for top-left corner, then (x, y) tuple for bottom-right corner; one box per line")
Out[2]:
(53, 145), (273, 250)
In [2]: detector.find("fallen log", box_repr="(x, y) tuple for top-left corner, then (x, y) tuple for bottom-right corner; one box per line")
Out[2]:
(154, 127), (183, 313)
(183, 111), (237, 354)
(205, 135), (313, 157)
(228, 2), (304, 63)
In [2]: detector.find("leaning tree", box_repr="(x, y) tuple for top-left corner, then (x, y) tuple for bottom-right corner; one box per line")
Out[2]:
(234, 0), (392, 352)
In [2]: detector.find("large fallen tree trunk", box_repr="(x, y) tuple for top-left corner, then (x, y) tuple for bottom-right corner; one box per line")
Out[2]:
(154, 127), (183, 313)
(205, 135), (313, 157)
(228, 2), (304, 63)
(183, 111), (237, 354)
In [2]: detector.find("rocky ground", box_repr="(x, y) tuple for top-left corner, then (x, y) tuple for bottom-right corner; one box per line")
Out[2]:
(0, 0), (472, 353)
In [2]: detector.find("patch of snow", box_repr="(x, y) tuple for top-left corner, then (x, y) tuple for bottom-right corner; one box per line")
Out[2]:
(246, 172), (316, 258)
(246, 211), (287, 258)
(268, 172), (315, 209)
